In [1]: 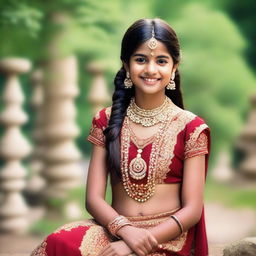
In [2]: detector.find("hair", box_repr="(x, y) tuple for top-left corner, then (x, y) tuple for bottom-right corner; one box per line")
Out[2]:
(104, 18), (184, 179)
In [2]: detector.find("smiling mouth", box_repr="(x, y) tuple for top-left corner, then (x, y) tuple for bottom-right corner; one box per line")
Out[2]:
(141, 77), (161, 84)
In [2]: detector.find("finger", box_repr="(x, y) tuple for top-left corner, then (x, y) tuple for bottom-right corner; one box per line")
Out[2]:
(143, 239), (153, 253)
(134, 246), (147, 256)
(148, 235), (158, 248)
(100, 245), (112, 256)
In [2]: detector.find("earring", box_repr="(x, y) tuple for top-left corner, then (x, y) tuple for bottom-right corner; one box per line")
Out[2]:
(166, 73), (176, 90)
(124, 72), (133, 89)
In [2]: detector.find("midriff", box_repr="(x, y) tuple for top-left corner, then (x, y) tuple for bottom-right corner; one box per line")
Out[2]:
(111, 183), (181, 217)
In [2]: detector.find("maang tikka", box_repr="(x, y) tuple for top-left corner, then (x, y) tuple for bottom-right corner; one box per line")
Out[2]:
(166, 72), (176, 90)
(148, 25), (158, 56)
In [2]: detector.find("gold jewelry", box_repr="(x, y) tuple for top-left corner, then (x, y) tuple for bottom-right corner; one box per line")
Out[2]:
(166, 73), (176, 90)
(124, 71), (133, 89)
(107, 215), (132, 237)
(121, 99), (177, 202)
(148, 25), (157, 56)
(170, 215), (184, 234)
(127, 120), (155, 181)
(126, 96), (170, 127)
(129, 147), (147, 180)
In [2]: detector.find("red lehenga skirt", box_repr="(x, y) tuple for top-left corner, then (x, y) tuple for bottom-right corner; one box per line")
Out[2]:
(31, 209), (196, 256)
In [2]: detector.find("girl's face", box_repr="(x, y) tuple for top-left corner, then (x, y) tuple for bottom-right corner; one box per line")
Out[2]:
(125, 40), (177, 96)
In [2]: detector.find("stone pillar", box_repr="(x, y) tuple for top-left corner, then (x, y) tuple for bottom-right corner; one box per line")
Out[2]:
(43, 56), (83, 218)
(87, 62), (111, 115)
(211, 151), (234, 182)
(236, 94), (256, 179)
(0, 58), (32, 233)
(26, 69), (46, 202)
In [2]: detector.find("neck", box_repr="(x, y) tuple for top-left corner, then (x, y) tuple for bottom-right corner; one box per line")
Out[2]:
(134, 92), (166, 110)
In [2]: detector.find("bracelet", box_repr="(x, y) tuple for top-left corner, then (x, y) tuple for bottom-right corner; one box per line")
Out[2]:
(107, 215), (132, 237)
(170, 214), (184, 234)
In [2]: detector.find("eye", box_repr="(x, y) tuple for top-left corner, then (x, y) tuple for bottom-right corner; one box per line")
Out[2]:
(157, 59), (168, 65)
(135, 57), (146, 63)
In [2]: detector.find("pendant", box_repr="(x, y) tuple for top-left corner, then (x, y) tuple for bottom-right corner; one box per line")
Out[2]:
(129, 148), (147, 180)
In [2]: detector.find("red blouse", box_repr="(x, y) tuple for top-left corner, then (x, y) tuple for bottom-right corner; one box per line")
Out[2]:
(87, 105), (210, 184)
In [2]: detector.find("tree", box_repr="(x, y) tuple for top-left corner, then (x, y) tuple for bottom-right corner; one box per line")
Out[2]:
(153, 2), (256, 161)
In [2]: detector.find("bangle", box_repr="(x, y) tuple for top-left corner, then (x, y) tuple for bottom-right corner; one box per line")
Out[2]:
(170, 215), (184, 234)
(107, 215), (132, 237)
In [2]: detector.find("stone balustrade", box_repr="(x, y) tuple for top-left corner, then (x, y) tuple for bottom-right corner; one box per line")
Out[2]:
(0, 58), (32, 233)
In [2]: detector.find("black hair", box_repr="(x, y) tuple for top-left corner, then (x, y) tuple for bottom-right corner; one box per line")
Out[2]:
(104, 18), (184, 179)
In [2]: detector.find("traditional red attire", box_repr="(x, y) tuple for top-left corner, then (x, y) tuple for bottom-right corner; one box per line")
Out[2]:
(31, 102), (211, 256)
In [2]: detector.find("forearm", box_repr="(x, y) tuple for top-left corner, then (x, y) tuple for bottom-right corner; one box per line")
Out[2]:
(86, 197), (120, 228)
(149, 205), (202, 244)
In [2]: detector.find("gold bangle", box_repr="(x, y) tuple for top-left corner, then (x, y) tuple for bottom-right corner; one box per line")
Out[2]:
(107, 215), (132, 237)
(170, 214), (184, 234)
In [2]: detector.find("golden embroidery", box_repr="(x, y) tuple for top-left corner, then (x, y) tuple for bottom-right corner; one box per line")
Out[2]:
(88, 107), (111, 147)
(105, 106), (112, 120)
(161, 231), (187, 252)
(87, 124), (105, 147)
(79, 224), (112, 256)
(184, 124), (209, 159)
(95, 109), (101, 120)
(54, 220), (95, 234)
(155, 110), (196, 183)
(30, 239), (47, 256)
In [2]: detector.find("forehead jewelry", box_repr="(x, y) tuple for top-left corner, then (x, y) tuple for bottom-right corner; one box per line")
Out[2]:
(148, 25), (158, 56)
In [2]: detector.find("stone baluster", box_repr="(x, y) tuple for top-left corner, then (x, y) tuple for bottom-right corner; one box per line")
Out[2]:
(236, 94), (256, 179)
(87, 62), (111, 115)
(0, 58), (32, 233)
(43, 56), (83, 218)
(26, 69), (45, 202)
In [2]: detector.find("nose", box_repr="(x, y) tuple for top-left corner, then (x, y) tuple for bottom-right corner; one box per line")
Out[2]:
(145, 60), (157, 75)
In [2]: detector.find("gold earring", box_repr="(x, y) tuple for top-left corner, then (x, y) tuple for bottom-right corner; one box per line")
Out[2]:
(124, 72), (133, 89)
(166, 73), (176, 90)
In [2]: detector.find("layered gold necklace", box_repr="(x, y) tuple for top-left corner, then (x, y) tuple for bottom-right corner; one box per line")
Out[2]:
(121, 97), (176, 202)
(126, 96), (170, 127)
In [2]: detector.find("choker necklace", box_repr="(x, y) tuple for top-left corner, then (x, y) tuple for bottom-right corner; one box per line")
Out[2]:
(126, 96), (171, 127)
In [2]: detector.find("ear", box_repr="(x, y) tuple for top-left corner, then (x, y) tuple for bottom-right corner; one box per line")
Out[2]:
(123, 62), (129, 72)
(172, 63), (179, 73)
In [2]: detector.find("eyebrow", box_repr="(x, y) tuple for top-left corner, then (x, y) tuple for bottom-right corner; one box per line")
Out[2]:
(133, 53), (170, 59)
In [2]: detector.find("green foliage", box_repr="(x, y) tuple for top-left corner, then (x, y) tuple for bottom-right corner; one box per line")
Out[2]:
(205, 178), (256, 210)
(162, 3), (255, 162)
(0, 0), (255, 164)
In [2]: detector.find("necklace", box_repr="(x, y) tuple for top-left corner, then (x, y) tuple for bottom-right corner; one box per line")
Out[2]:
(126, 96), (171, 127)
(121, 99), (177, 202)
(127, 120), (155, 180)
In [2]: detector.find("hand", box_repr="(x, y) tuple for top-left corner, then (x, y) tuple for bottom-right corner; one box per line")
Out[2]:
(100, 240), (133, 256)
(116, 225), (158, 256)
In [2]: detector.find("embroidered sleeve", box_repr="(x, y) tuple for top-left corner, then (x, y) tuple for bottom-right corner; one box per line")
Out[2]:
(87, 107), (111, 147)
(184, 121), (210, 159)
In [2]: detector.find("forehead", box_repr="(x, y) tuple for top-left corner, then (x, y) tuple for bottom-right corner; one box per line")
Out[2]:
(133, 39), (171, 57)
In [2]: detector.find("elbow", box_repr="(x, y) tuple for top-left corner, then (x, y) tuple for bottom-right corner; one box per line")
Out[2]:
(85, 194), (103, 214)
(85, 194), (95, 214)
(191, 205), (204, 225)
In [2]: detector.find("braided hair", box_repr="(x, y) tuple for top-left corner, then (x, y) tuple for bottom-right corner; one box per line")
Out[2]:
(104, 18), (184, 179)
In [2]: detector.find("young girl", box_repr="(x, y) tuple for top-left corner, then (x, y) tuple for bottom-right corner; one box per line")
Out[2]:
(31, 18), (210, 256)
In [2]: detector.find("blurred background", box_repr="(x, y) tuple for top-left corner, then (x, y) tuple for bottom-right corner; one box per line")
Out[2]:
(0, 0), (255, 255)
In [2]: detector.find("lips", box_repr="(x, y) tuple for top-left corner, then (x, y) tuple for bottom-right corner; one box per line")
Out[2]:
(141, 77), (161, 85)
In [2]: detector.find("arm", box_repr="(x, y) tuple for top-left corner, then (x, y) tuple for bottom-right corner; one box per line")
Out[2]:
(149, 154), (206, 243)
(85, 144), (120, 226)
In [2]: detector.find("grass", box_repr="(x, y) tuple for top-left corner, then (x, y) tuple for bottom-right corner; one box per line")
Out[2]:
(205, 177), (256, 210)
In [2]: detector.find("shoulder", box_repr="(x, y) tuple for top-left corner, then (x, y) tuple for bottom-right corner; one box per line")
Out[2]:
(177, 109), (210, 132)
(92, 106), (112, 128)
